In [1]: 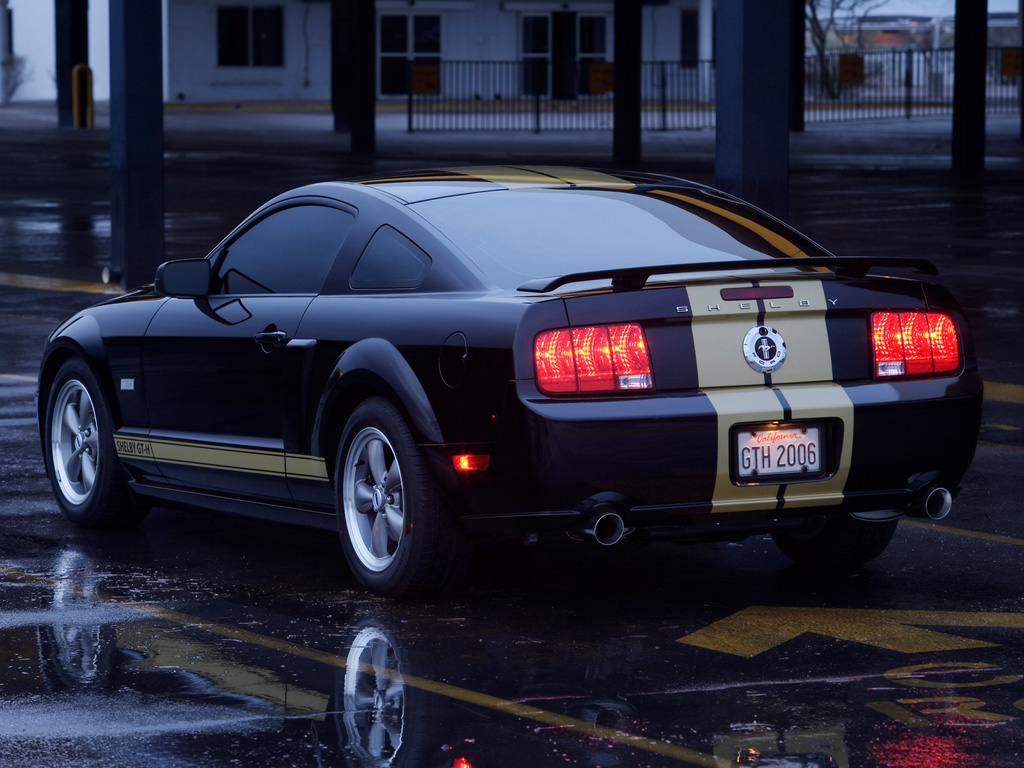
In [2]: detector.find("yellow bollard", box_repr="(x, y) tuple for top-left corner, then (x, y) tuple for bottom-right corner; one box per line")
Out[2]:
(71, 63), (94, 129)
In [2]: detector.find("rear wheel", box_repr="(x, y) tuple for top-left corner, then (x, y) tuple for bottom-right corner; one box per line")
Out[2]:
(336, 397), (467, 597)
(772, 514), (898, 568)
(44, 358), (149, 528)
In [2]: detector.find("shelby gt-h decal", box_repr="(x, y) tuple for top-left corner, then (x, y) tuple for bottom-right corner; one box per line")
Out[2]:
(39, 167), (982, 597)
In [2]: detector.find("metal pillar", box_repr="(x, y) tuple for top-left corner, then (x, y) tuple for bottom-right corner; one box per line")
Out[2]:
(109, 0), (164, 289)
(613, 0), (642, 164)
(0, 0), (10, 106)
(715, 0), (791, 221)
(952, 0), (987, 182)
(331, 0), (375, 154)
(698, 0), (714, 101)
(55, 0), (88, 127)
(789, 0), (805, 132)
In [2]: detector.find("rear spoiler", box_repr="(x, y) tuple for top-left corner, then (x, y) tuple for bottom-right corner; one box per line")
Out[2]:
(517, 257), (938, 293)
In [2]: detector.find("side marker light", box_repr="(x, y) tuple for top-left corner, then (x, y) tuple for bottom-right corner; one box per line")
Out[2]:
(453, 455), (490, 471)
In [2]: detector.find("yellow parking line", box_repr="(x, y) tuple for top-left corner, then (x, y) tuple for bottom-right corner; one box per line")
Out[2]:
(0, 271), (119, 295)
(984, 381), (1024, 405)
(901, 519), (1024, 548)
(978, 441), (1024, 452)
(0, 564), (725, 767)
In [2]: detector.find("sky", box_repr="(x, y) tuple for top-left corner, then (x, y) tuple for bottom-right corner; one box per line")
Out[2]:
(879, 0), (1020, 14)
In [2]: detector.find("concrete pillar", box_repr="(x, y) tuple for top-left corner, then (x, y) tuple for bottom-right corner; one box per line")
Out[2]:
(613, 0), (642, 163)
(715, 0), (791, 221)
(952, 0), (987, 182)
(789, 0), (805, 132)
(0, 0), (10, 106)
(698, 0), (714, 60)
(55, 0), (88, 127)
(698, 0), (714, 101)
(109, 0), (164, 289)
(331, 0), (375, 154)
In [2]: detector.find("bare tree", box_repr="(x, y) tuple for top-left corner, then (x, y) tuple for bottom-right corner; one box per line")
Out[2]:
(2, 55), (29, 103)
(806, 0), (892, 98)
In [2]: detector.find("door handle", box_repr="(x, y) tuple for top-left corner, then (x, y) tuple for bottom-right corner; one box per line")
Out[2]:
(254, 330), (288, 349)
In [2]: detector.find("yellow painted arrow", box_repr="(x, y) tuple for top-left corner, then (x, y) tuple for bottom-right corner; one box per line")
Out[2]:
(677, 607), (1024, 658)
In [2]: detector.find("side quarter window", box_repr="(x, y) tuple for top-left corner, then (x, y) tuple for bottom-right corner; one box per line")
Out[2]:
(216, 205), (355, 294)
(350, 226), (431, 290)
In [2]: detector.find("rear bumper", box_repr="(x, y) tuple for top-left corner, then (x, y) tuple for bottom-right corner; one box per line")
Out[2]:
(441, 373), (982, 538)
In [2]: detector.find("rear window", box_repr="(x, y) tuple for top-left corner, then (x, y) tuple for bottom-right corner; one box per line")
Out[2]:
(413, 187), (830, 289)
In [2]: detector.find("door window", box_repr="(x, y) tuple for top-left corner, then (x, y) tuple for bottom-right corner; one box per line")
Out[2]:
(216, 205), (355, 295)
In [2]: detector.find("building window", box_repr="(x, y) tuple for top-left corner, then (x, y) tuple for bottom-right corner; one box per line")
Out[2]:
(521, 14), (549, 96)
(218, 6), (284, 68)
(379, 14), (441, 96)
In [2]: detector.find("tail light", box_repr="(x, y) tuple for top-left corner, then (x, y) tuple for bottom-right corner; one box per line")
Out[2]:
(872, 311), (960, 378)
(534, 323), (653, 394)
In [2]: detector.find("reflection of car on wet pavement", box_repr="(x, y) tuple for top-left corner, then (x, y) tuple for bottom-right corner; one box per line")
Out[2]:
(38, 167), (982, 597)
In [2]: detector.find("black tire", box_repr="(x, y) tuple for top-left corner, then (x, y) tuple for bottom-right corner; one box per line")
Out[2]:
(335, 397), (468, 597)
(772, 514), (898, 569)
(43, 358), (149, 528)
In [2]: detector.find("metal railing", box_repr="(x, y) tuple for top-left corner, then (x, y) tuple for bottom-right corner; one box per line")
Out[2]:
(402, 48), (1020, 132)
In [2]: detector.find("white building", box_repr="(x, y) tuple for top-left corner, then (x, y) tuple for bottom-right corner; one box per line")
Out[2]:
(4, 0), (715, 103)
(2, 0), (1018, 105)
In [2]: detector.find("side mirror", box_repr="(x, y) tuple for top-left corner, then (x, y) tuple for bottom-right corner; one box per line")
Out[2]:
(155, 258), (212, 297)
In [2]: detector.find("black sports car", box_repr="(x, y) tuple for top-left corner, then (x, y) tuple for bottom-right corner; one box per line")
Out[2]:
(39, 167), (982, 597)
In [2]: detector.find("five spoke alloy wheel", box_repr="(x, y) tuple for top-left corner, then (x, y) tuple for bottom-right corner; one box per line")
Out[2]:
(43, 358), (147, 528)
(336, 397), (467, 597)
(343, 426), (406, 573)
(51, 378), (99, 507)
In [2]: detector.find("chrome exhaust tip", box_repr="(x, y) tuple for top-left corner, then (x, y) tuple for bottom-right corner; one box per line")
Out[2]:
(911, 486), (953, 520)
(581, 509), (626, 546)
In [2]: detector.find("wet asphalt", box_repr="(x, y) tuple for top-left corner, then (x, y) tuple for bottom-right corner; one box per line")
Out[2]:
(1, 102), (1024, 767)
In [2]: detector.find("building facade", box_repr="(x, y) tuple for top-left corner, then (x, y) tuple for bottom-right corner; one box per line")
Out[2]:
(6, 0), (715, 103)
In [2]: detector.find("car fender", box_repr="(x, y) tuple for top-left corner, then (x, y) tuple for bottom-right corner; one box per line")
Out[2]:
(37, 314), (114, 445)
(312, 337), (444, 460)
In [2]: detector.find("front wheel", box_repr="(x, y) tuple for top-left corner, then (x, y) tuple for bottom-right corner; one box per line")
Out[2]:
(44, 358), (149, 528)
(772, 514), (898, 569)
(335, 397), (467, 597)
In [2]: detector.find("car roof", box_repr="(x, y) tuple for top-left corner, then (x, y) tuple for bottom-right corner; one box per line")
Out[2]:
(345, 166), (711, 205)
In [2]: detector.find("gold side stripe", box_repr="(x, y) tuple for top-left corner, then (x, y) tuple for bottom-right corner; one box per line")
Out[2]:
(115, 434), (328, 481)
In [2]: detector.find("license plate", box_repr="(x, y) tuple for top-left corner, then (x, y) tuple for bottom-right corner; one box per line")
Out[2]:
(735, 424), (823, 481)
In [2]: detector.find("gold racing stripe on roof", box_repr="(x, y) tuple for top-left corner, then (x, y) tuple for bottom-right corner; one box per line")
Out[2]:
(651, 189), (813, 260)
(357, 167), (635, 190)
(447, 166), (636, 189)
(357, 173), (478, 185)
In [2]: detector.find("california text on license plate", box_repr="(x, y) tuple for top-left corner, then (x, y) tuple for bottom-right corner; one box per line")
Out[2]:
(735, 424), (823, 481)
